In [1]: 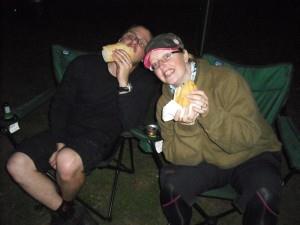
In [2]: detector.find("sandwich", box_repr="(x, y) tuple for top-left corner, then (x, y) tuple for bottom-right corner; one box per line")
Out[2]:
(173, 80), (197, 107)
(102, 43), (134, 62)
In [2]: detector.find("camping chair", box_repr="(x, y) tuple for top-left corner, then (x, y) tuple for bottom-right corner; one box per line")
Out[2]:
(131, 54), (298, 225)
(1, 44), (135, 222)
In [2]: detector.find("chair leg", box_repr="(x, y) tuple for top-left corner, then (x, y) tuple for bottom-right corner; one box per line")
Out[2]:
(193, 203), (218, 225)
(127, 137), (135, 173)
(106, 142), (126, 220)
(0, 127), (18, 148)
(6, 133), (17, 148)
(193, 202), (237, 225)
(106, 136), (135, 174)
(75, 146), (124, 221)
(77, 135), (134, 221)
(75, 171), (120, 222)
(282, 169), (300, 186)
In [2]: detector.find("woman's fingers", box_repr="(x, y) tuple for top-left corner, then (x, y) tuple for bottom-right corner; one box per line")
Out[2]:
(174, 106), (200, 124)
(188, 90), (209, 115)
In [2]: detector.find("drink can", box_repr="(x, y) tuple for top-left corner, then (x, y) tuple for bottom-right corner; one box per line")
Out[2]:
(146, 124), (159, 138)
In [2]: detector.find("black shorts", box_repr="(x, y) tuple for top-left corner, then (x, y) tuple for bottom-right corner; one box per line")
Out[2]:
(17, 130), (117, 174)
(160, 151), (282, 212)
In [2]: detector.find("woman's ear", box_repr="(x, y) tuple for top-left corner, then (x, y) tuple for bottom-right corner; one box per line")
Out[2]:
(183, 49), (189, 63)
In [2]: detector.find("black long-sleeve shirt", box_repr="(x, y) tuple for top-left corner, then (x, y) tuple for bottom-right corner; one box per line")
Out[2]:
(49, 54), (160, 143)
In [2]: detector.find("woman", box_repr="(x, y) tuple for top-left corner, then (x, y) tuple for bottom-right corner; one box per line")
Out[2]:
(143, 33), (282, 225)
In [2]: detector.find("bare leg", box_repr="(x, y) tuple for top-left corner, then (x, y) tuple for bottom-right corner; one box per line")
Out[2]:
(55, 148), (85, 201)
(6, 152), (63, 210)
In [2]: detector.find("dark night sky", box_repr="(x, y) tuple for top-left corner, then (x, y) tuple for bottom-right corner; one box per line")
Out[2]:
(1, 0), (299, 76)
(4, 0), (297, 61)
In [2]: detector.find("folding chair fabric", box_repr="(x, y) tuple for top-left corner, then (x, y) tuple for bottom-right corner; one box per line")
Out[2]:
(202, 54), (293, 124)
(277, 115), (300, 184)
(51, 44), (88, 83)
(8, 44), (87, 121)
(14, 88), (56, 119)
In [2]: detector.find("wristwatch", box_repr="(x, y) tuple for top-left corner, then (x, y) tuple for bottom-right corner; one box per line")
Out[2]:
(118, 82), (132, 95)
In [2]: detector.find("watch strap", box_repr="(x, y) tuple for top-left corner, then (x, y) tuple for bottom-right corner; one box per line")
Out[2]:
(118, 82), (132, 94)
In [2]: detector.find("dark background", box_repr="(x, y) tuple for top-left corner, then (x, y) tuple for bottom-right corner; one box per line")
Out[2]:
(1, 0), (299, 114)
(0, 1), (300, 225)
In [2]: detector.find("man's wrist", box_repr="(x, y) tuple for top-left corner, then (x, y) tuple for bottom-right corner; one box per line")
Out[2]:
(118, 82), (132, 95)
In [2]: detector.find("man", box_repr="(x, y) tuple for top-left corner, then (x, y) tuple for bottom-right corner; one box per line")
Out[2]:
(6, 25), (160, 225)
(143, 33), (282, 225)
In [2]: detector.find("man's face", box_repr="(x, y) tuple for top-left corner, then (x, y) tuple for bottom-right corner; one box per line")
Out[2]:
(119, 26), (151, 64)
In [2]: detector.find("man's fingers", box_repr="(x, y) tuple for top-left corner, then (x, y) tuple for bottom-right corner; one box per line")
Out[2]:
(113, 49), (131, 65)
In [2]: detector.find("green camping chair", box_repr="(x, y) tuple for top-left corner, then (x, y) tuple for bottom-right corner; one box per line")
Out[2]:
(131, 54), (299, 225)
(1, 44), (135, 222)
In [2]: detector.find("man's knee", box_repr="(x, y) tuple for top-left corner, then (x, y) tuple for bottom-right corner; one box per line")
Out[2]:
(6, 152), (35, 182)
(56, 148), (84, 181)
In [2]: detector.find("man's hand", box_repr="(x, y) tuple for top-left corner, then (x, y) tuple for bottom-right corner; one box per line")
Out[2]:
(187, 90), (209, 117)
(49, 142), (65, 169)
(112, 49), (133, 87)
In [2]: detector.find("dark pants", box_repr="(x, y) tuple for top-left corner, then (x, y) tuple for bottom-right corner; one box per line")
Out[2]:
(160, 152), (282, 225)
(17, 130), (117, 174)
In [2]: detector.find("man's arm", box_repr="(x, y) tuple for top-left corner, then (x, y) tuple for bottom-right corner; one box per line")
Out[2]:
(49, 58), (80, 142)
(112, 49), (161, 130)
(118, 69), (160, 130)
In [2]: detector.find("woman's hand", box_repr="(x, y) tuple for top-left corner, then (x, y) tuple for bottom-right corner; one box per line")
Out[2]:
(174, 104), (200, 125)
(187, 89), (209, 117)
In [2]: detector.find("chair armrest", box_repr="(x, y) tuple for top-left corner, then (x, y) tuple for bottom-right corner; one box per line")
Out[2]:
(130, 127), (148, 141)
(14, 87), (56, 119)
(130, 128), (153, 153)
(277, 116), (300, 170)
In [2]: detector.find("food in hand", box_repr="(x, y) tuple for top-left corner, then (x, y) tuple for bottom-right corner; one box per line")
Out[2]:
(174, 80), (197, 107)
(102, 43), (134, 62)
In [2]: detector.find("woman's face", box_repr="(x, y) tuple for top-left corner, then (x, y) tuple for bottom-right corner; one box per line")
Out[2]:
(149, 49), (189, 86)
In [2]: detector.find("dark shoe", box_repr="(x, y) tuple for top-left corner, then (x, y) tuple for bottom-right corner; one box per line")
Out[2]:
(82, 211), (99, 225)
(50, 204), (99, 225)
(50, 212), (65, 225)
(65, 203), (87, 225)
(50, 203), (86, 225)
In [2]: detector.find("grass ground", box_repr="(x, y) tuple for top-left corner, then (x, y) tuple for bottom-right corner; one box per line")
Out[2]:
(1, 131), (242, 225)
(1, 113), (300, 225)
